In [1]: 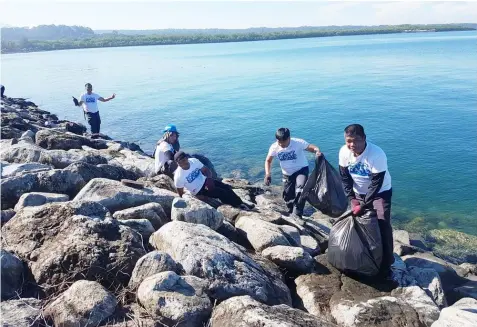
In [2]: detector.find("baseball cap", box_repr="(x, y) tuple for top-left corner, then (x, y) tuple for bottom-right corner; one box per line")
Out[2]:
(164, 124), (179, 134)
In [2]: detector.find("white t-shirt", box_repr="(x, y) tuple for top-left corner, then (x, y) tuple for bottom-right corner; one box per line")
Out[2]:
(154, 142), (174, 173)
(174, 158), (206, 195)
(80, 92), (102, 113)
(339, 142), (392, 195)
(268, 137), (310, 176)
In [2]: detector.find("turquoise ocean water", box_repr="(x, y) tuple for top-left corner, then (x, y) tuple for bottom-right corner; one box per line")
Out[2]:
(2, 31), (476, 234)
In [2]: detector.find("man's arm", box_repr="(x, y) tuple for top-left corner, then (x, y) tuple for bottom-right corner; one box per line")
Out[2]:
(177, 188), (185, 197)
(362, 172), (385, 208)
(339, 166), (355, 200)
(306, 144), (321, 156)
(77, 95), (84, 106)
(98, 93), (116, 102)
(264, 155), (273, 185)
(201, 166), (212, 178)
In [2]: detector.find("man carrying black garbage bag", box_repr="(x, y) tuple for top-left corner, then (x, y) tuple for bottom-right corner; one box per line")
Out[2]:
(264, 127), (322, 217)
(338, 123), (394, 278)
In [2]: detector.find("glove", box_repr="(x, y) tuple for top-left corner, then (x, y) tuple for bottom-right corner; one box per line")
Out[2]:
(351, 198), (364, 216)
(264, 175), (271, 186)
(72, 96), (79, 106)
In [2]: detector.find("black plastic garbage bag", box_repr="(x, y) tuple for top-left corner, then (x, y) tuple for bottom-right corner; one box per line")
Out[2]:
(301, 156), (348, 217)
(327, 209), (383, 276)
(190, 153), (218, 179)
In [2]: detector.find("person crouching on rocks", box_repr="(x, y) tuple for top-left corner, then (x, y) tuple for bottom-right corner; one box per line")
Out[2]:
(173, 151), (252, 210)
(154, 124), (181, 178)
(1, 84), (5, 98)
(75, 83), (115, 138)
(264, 127), (322, 218)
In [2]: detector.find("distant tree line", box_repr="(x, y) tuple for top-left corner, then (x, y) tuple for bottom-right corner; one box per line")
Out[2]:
(1, 24), (475, 54)
(1, 25), (94, 41)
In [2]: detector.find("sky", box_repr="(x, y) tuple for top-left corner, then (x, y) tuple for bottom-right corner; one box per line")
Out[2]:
(1, 1), (476, 30)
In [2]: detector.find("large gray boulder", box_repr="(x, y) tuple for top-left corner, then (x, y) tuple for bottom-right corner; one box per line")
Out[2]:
(453, 279), (477, 301)
(119, 219), (155, 240)
(209, 295), (337, 327)
(1, 169), (85, 209)
(1, 162), (52, 178)
(431, 297), (477, 327)
(108, 149), (156, 177)
(0, 143), (44, 164)
(42, 149), (108, 169)
(238, 209), (283, 224)
(330, 275), (439, 327)
(137, 174), (176, 192)
(391, 286), (441, 327)
(255, 192), (289, 214)
(14, 192), (69, 211)
(403, 252), (468, 297)
(1, 209), (16, 225)
(1, 201), (145, 295)
(235, 215), (300, 252)
(138, 271), (212, 327)
(300, 234), (321, 256)
(171, 197), (224, 230)
(65, 161), (139, 183)
(129, 251), (180, 289)
(35, 128), (107, 150)
(44, 280), (117, 327)
(262, 245), (314, 274)
(408, 266), (447, 308)
(73, 178), (176, 214)
(0, 298), (43, 327)
(150, 221), (291, 305)
(217, 204), (241, 224)
(295, 273), (342, 322)
(113, 202), (169, 230)
(1, 250), (24, 300)
(0, 143), (107, 169)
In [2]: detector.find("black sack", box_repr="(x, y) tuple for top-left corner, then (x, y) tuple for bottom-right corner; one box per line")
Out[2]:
(301, 155), (348, 217)
(327, 210), (383, 276)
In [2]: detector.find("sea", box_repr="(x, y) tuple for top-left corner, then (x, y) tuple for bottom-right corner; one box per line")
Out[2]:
(2, 31), (476, 235)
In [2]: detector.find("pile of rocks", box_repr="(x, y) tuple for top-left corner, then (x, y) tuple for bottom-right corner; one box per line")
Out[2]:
(1, 97), (476, 326)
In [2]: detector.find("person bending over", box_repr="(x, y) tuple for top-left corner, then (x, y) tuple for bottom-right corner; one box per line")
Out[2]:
(264, 127), (321, 217)
(174, 151), (251, 209)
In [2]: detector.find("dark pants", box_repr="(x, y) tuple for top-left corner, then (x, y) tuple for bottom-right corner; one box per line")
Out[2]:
(0, 85), (4, 98)
(197, 179), (243, 207)
(283, 166), (309, 217)
(86, 111), (101, 134)
(356, 189), (394, 274)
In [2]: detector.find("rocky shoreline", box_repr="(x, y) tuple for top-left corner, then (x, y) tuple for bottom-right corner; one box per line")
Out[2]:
(1, 96), (476, 326)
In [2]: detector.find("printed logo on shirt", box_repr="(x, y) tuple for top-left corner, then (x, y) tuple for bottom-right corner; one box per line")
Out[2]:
(348, 162), (371, 177)
(277, 150), (297, 161)
(186, 168), (201, 183)
(85, 97), (96, 103)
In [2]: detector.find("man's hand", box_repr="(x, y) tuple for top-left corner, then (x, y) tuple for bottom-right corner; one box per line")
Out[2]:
(351, 198), (364, 216)
(111, 93), (116, 99)
(315, 149), (322, 157)
(264, 175), (271, 186)
(72, 96), (79, 106)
